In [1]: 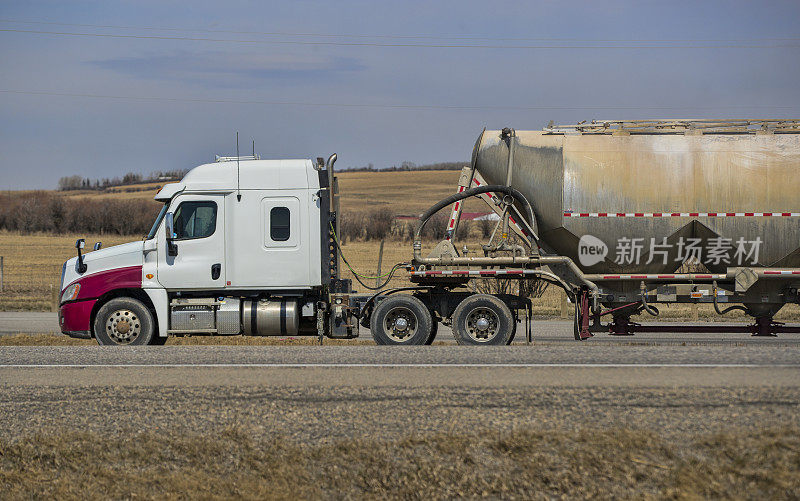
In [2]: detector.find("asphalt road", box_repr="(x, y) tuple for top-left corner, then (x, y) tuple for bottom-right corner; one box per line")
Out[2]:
(3, 311), (800, 345)
(2, 344), (798, 388)
(1, 344), (798, 445)
(0, 312), (56, 334)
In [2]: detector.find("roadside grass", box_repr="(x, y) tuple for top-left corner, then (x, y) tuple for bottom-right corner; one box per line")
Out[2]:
(0, 425), (797, 499)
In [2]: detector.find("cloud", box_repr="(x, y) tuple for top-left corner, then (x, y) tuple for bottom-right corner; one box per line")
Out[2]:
(88, 51), (366, 88)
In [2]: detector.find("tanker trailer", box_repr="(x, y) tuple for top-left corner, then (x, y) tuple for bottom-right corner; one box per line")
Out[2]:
(412, 119), (800, 338)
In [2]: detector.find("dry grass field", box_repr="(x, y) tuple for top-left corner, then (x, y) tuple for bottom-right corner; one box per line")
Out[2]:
(0, 232), (132, 311)
(49, 169), (474, 215)
(1, 425), (797, 499)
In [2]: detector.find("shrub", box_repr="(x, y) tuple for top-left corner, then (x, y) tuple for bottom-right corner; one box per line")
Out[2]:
(477, 218), (495, 238)
(455, 220), (471, 240)
(338, 213), (364, 243)
(364, 208), (394, 241)
(420, 212), (449, 240)
(0, 192), (161, 236)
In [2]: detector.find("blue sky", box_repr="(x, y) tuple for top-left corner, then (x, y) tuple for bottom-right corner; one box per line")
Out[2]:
(1, 0), (799, 189)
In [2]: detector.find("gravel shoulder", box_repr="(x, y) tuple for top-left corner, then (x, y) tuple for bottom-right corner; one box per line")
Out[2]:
(2, 344), (798, 498)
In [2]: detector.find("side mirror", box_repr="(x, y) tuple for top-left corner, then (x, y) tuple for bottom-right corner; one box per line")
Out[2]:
(75, 238), (87, 273)
(93, 242), (102, 251)
(165, 212), (175, 239)
(164, 212), (178, 256)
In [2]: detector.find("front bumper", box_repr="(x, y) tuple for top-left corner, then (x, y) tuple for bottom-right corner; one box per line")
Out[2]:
(59, 299), (97, 335)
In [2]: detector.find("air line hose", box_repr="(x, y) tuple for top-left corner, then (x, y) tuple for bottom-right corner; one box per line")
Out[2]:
(329, 222), (406, 290)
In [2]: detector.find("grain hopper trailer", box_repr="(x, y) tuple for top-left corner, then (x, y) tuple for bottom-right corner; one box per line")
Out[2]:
(413, 119), (800, 338)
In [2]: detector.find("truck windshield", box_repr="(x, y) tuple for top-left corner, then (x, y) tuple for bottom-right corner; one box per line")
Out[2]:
(146, 203), (169, 240)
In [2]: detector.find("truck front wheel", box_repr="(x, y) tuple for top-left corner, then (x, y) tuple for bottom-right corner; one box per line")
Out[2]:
(451, 294), (515, 346)
(93, 297), (156, 346)
(370, 295), (432, 345)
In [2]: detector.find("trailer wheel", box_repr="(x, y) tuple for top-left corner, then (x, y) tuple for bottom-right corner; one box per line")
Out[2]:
(370, 295), (432, 345)
(93, 297), (155, 346)
(451, 294), (514, 346)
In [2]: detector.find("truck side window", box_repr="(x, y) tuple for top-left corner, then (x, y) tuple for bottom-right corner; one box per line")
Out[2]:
(270, 207), (291, 241)
(173, 201), (217, 240)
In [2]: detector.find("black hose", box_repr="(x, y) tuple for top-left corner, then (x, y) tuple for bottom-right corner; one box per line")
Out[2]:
(414, 184), (536, 241)
(640, 289), (660, 316)
(329, 223), (406, 291)
(712, 281), (748, 315)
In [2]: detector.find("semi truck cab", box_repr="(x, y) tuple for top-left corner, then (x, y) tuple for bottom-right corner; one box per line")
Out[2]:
(59, 155), (347, 345)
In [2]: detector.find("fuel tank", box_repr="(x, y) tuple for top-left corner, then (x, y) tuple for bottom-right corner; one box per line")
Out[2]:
(472, 121), (800, 275)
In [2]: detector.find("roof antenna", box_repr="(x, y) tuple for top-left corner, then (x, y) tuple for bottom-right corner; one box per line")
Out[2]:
(236, 131), (242, 202)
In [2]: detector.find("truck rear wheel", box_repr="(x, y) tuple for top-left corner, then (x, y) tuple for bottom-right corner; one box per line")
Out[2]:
(370, 295), (432, 345)
(93, 297), (155, 346)
(426, 318), (439, 345)
(451, 294), (515, 346)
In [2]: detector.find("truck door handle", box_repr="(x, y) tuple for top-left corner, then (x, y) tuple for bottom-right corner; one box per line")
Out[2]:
(211, 263), (221, 280)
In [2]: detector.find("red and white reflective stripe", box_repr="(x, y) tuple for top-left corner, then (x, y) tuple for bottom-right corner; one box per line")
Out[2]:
(444, 186), (467, 238)
(563, 212), (800, 218)
(597, 273), (727, 280)
(470, 179), (529, 237)
(763, 270), (800, 275)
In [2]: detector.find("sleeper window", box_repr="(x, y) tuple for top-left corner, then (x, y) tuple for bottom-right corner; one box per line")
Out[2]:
(270, 207), (291, 241)
(262, 197), (300, 248)
(173, 201), (217, 240)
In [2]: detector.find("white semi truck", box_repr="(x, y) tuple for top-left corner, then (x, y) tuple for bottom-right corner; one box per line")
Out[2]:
(59, 121), (800, 345)
(59, 152), (532, 346)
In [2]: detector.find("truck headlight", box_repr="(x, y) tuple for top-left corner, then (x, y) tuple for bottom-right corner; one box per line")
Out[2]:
(61, 283), (81, 303)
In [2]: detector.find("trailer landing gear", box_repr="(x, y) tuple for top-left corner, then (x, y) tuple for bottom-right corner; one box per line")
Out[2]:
(573, 290), (592, 340)
(751, 317), (779, 337)
(609, 316), (637, 336)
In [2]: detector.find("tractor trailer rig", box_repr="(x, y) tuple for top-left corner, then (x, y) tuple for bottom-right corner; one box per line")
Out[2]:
(59, 119), (800, 345)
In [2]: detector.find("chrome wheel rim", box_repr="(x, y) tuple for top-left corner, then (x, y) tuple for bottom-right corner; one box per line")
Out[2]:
(105, 309), (141, 344)
(465, 307), (500, 342)
(383, 307), (418, 342)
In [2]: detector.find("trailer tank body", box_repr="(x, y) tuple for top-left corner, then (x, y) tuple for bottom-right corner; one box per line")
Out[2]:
(472, 125), (800, 275)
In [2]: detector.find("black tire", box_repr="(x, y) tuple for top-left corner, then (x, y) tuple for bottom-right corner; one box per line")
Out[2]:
(451, 294), (515, 346)
(426, 317), (439, 345)
(370, 295), (432, 345)
(506, 317), (517, 345)
(93, 297), (156, 346)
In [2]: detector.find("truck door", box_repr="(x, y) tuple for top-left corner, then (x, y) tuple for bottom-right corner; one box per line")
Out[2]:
(258, 195), (310, 287)
(157, 193), (226, 290)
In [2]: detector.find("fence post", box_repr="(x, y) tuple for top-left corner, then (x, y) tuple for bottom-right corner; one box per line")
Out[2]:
(0, 256), (3, 293)
(375, 240), (385, 288)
